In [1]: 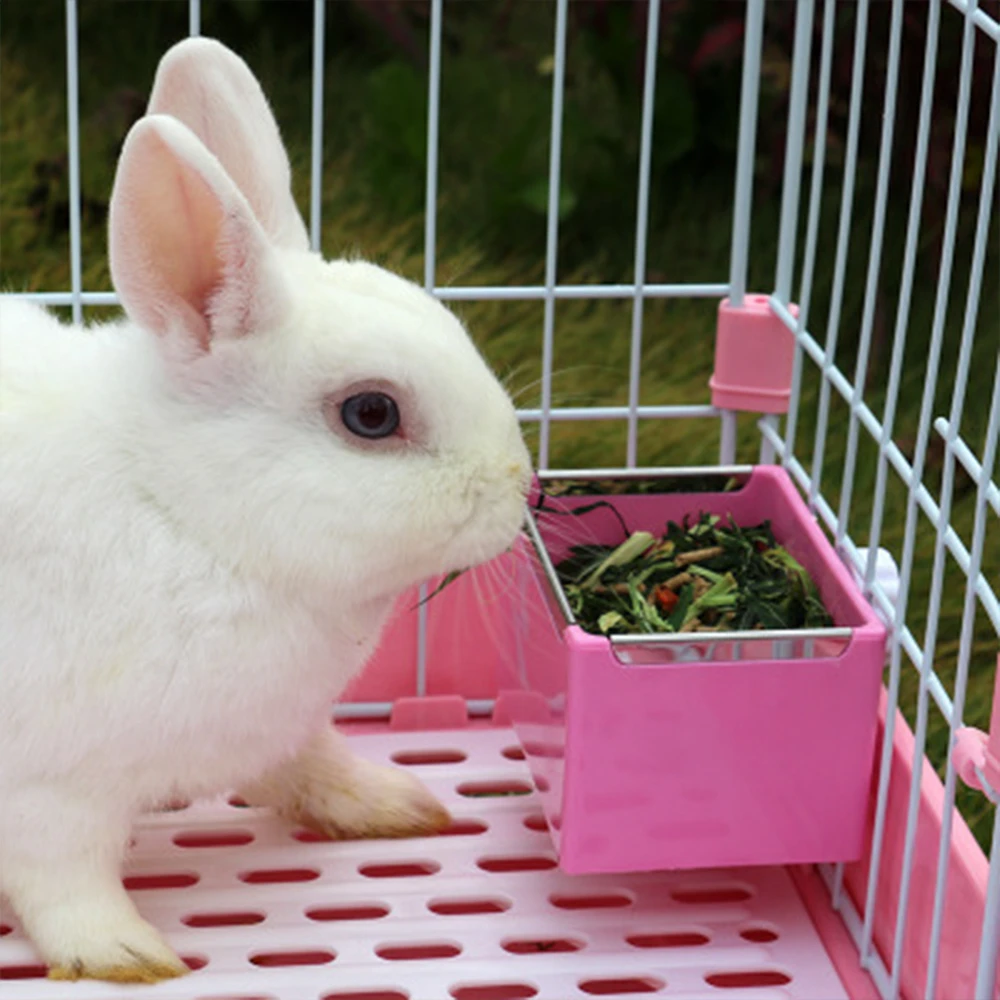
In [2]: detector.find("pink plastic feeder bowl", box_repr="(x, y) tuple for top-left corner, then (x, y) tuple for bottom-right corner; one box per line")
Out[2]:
(502, 465), (887, 875)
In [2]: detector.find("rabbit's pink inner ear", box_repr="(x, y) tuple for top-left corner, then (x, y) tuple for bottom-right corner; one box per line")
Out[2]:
(110, 116), (281, 349)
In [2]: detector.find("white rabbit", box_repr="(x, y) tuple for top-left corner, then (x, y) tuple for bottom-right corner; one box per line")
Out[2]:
(0, 38), (531, 984)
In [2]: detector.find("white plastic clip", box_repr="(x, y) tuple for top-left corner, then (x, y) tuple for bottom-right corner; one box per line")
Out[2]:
(853, 547), (901, 630)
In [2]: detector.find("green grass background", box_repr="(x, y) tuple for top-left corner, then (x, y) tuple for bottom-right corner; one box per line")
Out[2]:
(1, 0), (997, 848)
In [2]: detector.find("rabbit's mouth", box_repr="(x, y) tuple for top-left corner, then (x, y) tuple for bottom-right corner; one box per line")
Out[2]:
(439, 473), (528, 574)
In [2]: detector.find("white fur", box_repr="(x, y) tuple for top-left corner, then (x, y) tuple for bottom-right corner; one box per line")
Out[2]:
(0, 38), (529, 982)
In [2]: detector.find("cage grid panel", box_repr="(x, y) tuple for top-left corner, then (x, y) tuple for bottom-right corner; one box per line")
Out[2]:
(0, 728), (849, 1000)
(1, 0), (998, 998)
(764, 0), (1000, 995)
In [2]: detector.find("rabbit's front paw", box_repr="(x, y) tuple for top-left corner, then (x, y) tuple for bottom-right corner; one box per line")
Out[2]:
(240, 728), (452, 841)
(45, 916), (188, 984)
(295, 757), (452, 841)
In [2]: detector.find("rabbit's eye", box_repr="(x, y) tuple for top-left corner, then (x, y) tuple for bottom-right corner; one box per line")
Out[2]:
(341, 392), (400, 439)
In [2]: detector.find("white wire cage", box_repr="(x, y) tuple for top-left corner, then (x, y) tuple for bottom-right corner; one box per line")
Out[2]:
(0, 1), (998, 999)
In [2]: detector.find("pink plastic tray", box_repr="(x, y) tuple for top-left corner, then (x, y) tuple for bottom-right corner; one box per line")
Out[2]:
(502, 466), (887, 875)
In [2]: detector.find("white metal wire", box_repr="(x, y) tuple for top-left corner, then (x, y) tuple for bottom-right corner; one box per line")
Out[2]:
(836, 0), (904, 552)
(417, 0), (445, 701)
(782, 0), (835, 471)
(64, 0), (82, 326)
(769, 302), (1000, 640)
(9, 282), (731, 309)
(720, 0), (766, 466)
(625, 0), (660, 469)
(764, 0), (999, 992)
(774, 0), (815, 306)
(923, 37), (1000, 997)
(883, 0), (987, 988)
(309, 0), (325, 253)
(728, 0), (765, 311)
(862, 0), (941, 594)
(946, 0), (1000, 38)
(809, 0), (869, 509)
(188, 0), (200, 37)
(977, 807), (1000, 999)
(537, 0), (569, 472)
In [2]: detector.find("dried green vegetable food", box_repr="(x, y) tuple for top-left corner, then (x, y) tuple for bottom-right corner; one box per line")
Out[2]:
(554, 513), (833, 635)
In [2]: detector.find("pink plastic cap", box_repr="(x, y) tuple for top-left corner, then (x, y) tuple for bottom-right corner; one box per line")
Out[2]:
(985, 654), (1000, 789)
(710, 294), (799, 414)
(952, 658), (1000, 795)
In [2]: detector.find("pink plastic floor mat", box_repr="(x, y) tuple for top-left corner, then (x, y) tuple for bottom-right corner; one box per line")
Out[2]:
(0, 727), (848, 999)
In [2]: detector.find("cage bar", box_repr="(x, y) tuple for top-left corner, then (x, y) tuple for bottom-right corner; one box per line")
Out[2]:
(836, 0), (904, 552)
(537, 0), (569, 471)
(728, 0), (764, 310)
(417, 0), (445, 698)
(770, 300), (1000, 639)
(308, 0), (325, 253)
(810, 0), (870, 509)
(783, 0), (836, 469)
(64, 0), (82, 326)
(923, 41), (1000, 995)
(977, 811), (1000, 999)
(881, 0), (987, 986)
(862, 0), (940, 594)
(773, 0), (814, 306)
(719, 0), (765, 466)
(624, 0), (660, 470)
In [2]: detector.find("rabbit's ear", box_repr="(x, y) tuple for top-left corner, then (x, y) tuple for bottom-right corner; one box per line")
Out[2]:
(146, 37), (309, 252)
(109, 115), (288, 351)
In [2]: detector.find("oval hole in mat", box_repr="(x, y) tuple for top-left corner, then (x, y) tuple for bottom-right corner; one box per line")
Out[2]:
(739, 926), (779, 943)
(0, 964), (47, 980)
(532, 774), (551, 793)
(173, 830), (254, 848)
(503, 937), (583, 954)
(183, 911), (266, 928)
(705, 970), (791, 989)
(323, 993), (409, 1000)
(450, 986), (538, 1000)
(457, 779), (532, 798)
(550, 891), (633, 910)
(199, 995), (277, 1000)
(521, 740), (564, 759)
(0, 925), (12, 936)
(391, 748), (467, 766)
(293, 829), (332, 843)
(123, 872), (199, 890)
(228, 796), (250, 808)
(428, 897), (511, 916)
(627, 931), (710, 949)
(249, 950), (336, 968)
(307, 904), (390, 922)
(239, 868), (320, 885)
(579, 978), (663, 995)
(182, 956), (207, 971)
(440, 818), (488, 837)
(501, 745), (526, 761)
(375, 942), (461, 961)
(477, 855), (557, 873)
(523, 814), (548, 833)
(360, 861), (440, 879)
(671, 885), (752, 904)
